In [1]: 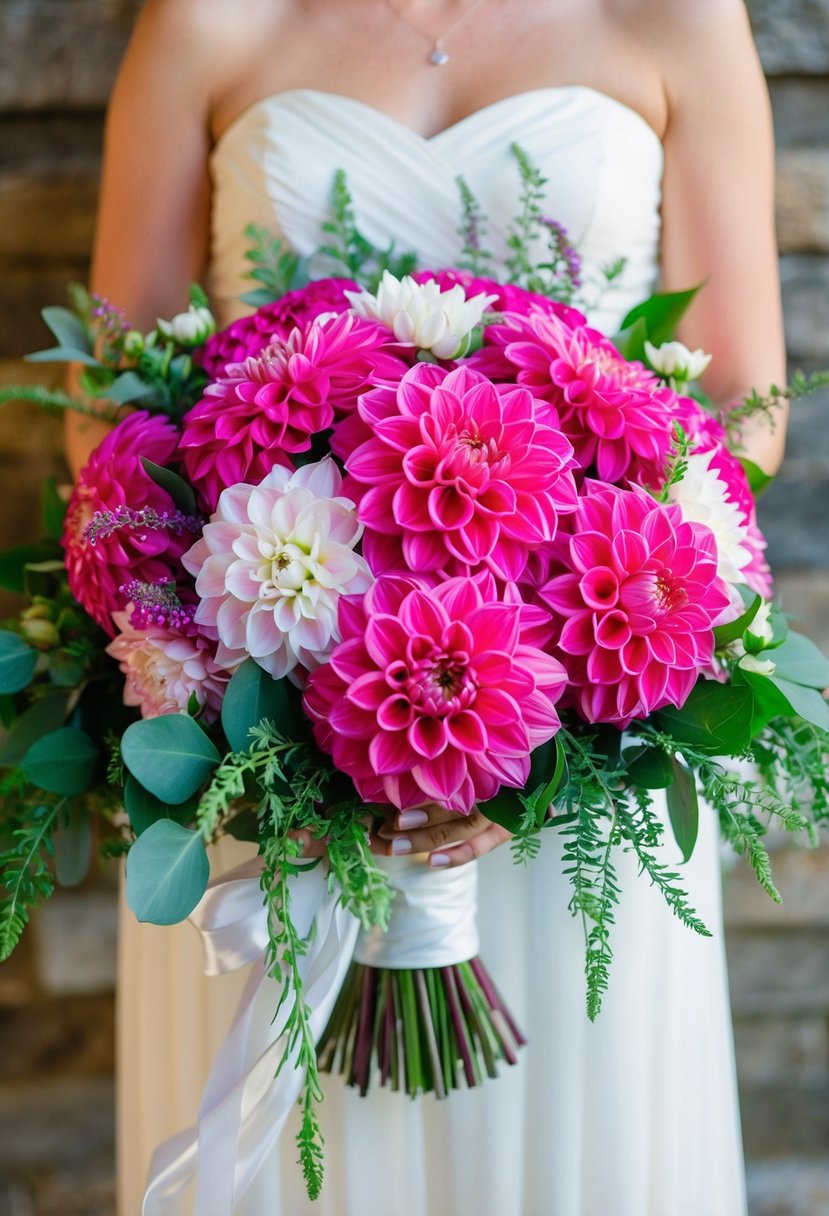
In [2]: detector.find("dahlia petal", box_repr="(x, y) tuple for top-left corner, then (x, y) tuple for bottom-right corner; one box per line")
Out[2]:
(408, 716), (449, 760)
(446, 711), (488, 753)
(412, 747), (467, 801)
(369, 729), (417, 775)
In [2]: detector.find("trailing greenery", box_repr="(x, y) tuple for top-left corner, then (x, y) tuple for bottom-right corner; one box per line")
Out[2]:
(319, 170), (418, 290)
(725, 369), (829, 448)
(0, 797), (63, 960)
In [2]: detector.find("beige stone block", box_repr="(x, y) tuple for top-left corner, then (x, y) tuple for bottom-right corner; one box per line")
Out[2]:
(726, 928), (829, 1015)
(32, 888), (118, 996)
(734, 1015), (829, 1086)
(0, 995), (114, 1081)
(747, 1159), (829, 1216)
(724, 848), (829, 929)
(0, 1077), (113, 1168)
(749, 0), (829, 75)
(777, 150), (829, 254)
(0, 171), (98, 263)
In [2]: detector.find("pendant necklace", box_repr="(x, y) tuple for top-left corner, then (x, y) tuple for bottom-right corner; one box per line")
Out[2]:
(383, 0), (489, 66)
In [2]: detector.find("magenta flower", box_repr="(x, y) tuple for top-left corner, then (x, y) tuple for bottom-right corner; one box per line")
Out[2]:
(343, 363), (578, 581)
(181, 312), (406, 511)
(304, 576), (567, 813)
(542, 483), (733, 727)
(62, 412), (193, 637)
(486, 310), (687, 484)
(198, 278), (357, 377)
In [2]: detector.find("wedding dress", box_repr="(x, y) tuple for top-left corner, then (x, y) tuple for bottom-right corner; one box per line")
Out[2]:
(117, 86), (747, 1216)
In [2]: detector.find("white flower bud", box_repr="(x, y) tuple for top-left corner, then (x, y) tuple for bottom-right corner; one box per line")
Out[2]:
(157, 304), (216, 347)
(644, 339), (712, 382)
(739, 654), (776, 677)
(346, 272), (496, 360)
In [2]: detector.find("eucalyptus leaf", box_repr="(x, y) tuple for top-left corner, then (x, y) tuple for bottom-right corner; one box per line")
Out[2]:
(140, 458), (198, 515)
(123, 775), (199, 836)
(763, 633), (829, 689)
(125, 820), (210, 925)
(767, 677), (829, 733)
(41, 306), (93, 354)
(0, 692), (70, 766)
(21, 726), (99, 796)
(221, 660), (294, 751)
(0, 632), (38, 694)
(54, 804), (92, 886)
(108, 371), (154, 406)
(121, 714), (220, 804)
(47, 652), (87, 688)
(26, 346), (101, 367)
(666, 756), (699, 863)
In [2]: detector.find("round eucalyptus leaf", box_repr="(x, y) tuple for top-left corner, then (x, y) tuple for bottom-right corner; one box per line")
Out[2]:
(221, 659), (293, 752)
(124, 775), (199, 836)
(0, 631), (38, 694)
(21, 726), (99, 796)
(121, 714), (220, 804)
(125, 820), (209, 925)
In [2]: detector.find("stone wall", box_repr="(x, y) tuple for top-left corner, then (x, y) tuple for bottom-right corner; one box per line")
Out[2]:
(0, 2), (828, 1213)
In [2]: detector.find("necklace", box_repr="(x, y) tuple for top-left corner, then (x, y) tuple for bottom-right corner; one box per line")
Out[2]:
(383, 0), (489, 66)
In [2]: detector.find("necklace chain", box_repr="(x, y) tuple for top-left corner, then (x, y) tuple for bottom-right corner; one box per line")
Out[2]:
(383, 0), (489, 66)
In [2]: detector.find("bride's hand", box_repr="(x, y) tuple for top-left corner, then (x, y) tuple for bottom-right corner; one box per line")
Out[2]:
(376, 805), (511, 869)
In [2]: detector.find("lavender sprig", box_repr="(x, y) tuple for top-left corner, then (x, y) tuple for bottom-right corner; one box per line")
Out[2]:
(84, 506), (203, 546)
(119, 580), (196, 631)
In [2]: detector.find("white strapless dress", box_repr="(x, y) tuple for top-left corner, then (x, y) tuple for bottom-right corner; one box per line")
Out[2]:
(117, 87), (747, 1216)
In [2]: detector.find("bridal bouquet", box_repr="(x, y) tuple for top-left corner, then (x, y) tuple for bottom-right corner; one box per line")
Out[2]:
(2, 163), (829, 1204)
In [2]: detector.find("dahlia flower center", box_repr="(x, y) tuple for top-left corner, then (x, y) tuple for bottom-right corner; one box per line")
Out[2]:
(256, 539), (316, 597)
(442, 423), (508, 482)
(407, 647), (477, 717)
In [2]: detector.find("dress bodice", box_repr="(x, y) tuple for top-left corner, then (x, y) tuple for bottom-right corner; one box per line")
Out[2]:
(207, 86), (664, 335)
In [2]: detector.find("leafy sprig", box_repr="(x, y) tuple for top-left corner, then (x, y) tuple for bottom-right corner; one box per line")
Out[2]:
(0, 798), (63, 960)
(319, 170), (417, 291)
(240, 222), (305, 306)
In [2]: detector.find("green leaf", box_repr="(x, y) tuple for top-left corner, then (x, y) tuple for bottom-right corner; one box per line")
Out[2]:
(666, 756), (699, 862)
(41, 306), (92, 354)
(123, 775), (199, 836)
(54, 804), (92, 886)
(0, 693), (70, 766)
(0, 544), (60, 593)
(26, 346), (101, 367)
(41, 478), (67, 541)
(108, 371), (154, 406)
(223, 807), (261, 843)
(531, 734), (567, 823)
(0, 632), (38, 694)
(21, 726), (99, 796)
(140, 458), (198, 516)
(767, 677), (829, 733)
(656, 680), (755, 755)
(740, 458), (775, 497)
(624, 745), (675, 789)
(764, 633), (829, 689)
(734, 667), (794, 734)
(47, 652), (86, 688)
(713, 594), (762, 648)
(619, 284), (703, 347)
(125, 820), (210, 924)
(221, 660), (294, 752)
(612, 316), (649, 363)
(480, 786), (525, 834)
(121, 714), (221, 804)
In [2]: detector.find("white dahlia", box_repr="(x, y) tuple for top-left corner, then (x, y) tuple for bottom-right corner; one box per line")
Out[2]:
(666, 447), (753, 586)
(182, 460), (371, 683)
(345, 271), (496, 359)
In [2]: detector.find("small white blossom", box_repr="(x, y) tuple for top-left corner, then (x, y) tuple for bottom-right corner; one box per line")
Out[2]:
(346, 271), (497, 359)
(739, 654), (776, 677)
(645, 339), (712, 382)
(667, 448), (753, 585)
(157, 304), (216, 347)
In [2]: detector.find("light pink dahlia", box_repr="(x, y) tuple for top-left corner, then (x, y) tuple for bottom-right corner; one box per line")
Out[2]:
(181, 312), (406, 511)
(304, 575), (567, 814)
(182, 459), (371, 683)
(542, 482), (733, 727)
(197, 278), (357, 378)
(62, 412), (193, 637)
(343, 363), (579, 581)
(107, 612), (229, 722)
(486, 310), (687, 484)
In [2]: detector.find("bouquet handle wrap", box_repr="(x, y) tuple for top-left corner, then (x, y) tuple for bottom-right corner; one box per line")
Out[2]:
(141, 859), (359, 1216)
(354, 854), (479, 968)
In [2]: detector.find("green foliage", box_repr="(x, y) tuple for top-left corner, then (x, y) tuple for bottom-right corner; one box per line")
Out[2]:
(655, 680), (755, 755)
(504, 144), (547, 289)
(0, 800), (61, 960)
(0, 632), (38, 693)
(140, 459), (198, 516)
(125, 819), (210, 924)
(657, 423), (693, 502)
(455, 176), (493, 275)
(121, 714), (221, 804)
(123, 775), (198, 836)
(240, 222), (305, 306)
(665, 755), (700, 863)
(319, 170), (417, 290)
(617, 284), (702, 350)
(220, 660), (295, 752)
(727, 369), (829, 449)
(0, 694), (70, 767)
(21, 726), (99, 797)
(713, 593), (762, 648)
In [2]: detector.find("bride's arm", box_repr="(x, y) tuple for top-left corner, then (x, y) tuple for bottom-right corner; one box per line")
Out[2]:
(654, 0), (788, 474)
(64, 0), (221, 476)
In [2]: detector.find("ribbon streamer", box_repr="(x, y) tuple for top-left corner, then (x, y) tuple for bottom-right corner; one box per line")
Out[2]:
(141, 859), (360, 1216)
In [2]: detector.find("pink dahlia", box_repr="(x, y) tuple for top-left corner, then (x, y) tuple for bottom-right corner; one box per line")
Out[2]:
(304, 575), (567, 813)
(198, 278), (356, 378)
(107, 612), (229, 722)
(63, 412), (195, 637)
(343, 363), (579, 581)
(486, 310), (687, 484)
(181, 312), (406, 512)
(542, 482), (733, 727)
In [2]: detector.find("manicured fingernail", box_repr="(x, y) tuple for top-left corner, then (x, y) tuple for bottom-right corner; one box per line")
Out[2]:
(398, 809), (429, 830)
(429, 852), (451, 868)
(391, 836), (412, 855)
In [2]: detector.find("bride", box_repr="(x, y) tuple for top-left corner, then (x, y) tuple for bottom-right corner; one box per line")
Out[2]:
(67, 2), (787, 1213)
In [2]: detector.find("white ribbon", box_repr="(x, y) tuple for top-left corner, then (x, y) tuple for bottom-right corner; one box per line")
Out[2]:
(355, 854), (479, 968)
(141, 855), (480, 1214)
(141, 859), (359, 1216)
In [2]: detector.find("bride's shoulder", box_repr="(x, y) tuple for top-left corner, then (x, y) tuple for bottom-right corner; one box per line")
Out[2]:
(613, 0), (753, 47)
(132, 0), (291, 65)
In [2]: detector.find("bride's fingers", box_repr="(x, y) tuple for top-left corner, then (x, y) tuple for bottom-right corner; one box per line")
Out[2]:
(376, 803), (470, 839)
(428, 823), (512, 869)
(380, 807), (491, 854)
